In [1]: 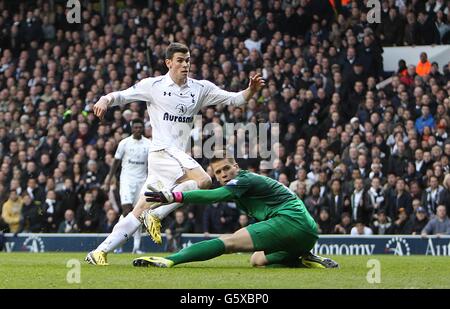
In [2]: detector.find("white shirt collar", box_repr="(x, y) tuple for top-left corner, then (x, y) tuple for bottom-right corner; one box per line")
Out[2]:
(162, 73), (190, 89)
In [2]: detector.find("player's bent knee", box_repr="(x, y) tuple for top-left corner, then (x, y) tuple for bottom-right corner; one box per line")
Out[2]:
(250, 252), (267, 267)
(220, 234), (248, 253)
(197, 175), (212, 189)
(181, 179), (199, 191)
(219, 235), (237, 253)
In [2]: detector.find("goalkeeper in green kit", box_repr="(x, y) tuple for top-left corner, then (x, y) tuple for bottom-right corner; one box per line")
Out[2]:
(133, 151), (339, 269)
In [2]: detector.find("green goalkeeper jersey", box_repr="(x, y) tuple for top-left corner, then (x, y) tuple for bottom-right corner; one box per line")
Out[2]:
(182, 170), (312, 223)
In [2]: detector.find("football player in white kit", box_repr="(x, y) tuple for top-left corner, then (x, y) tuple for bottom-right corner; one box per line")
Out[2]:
(86, 42), (264, 265)
(103, 118), (150, 254)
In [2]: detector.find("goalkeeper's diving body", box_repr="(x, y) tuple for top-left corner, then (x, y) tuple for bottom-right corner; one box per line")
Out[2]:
(133, 151), (339, 268)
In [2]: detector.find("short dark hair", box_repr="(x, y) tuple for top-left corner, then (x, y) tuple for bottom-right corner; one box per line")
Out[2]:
(131, 118), (144, 126)
(210, 150), (235, 165)
(341, 212), (350, 219)
(165, 42), (189, 59)
(331, 178), (341, 186)
(320, 207), (330, 214)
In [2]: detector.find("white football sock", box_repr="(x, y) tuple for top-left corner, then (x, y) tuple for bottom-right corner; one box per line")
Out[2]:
(113, 214), (125, 253)
(150, 180), (198, 219)
(132, 226), (142, 252)
(96, 214), (141, 253)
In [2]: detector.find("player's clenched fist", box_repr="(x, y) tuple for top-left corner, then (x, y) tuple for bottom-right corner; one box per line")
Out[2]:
(93, 95), (111, 120)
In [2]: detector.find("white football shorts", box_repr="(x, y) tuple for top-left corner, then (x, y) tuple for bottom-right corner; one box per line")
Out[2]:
(119, 180), (145, 206)
(139, 147), (201, 196)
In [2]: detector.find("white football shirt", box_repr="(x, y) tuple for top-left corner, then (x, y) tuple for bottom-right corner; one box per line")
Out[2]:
(114, 135), (151, 181)
(110, 73), (246, 152)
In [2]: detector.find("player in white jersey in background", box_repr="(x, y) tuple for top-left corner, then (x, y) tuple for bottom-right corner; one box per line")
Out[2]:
(86, 42), (264, 265)
(103, 118), (151, 254)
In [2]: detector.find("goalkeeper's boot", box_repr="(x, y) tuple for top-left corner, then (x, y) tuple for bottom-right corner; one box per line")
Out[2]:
(141, 210), (162, 245)
(85, 250), (109, 266)
(132, 256), (174, 268)
(301, 252), (339, 269)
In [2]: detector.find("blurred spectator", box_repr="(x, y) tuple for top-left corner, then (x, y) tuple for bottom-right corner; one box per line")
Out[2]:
(400, 65), (417, 88)
(350, 221), (373, 235)
(1, 190), (23, 233)
(83, 160), (105, 191)
(163, 229), (178, 253)
(377, 8), (404, 46)
(388, 141), (409, 176)
(236, 214), (250, 231)
(244, 30), (263, 54)
(170, 210), (194, 236)
(410, 207), (429, 235)
(333, 212), (352, 235)
(56, 178), (79, 214)
(42, 190), (62, 232)
(76, 190), (100, 233)
(415, 105), (435, 135)
(203, 202), (236, 235)
(416, 52), (432, 77)
(165, 210), (194, 251)
(371, 210), (392, 235)
(421, 205), (450, 235)
(388, 208), (413, 234)
(58, 209), (78, 233)
(411, 198), (423, 213)
(289, 168), (312, 193)
(439, 174), (450, 215)
(350, 178), (371, 225)
(100, 209), (118, 234)
(397, 59), (408, 77)
(404, 11), (419, 46)
(386, 179), (413, 220)
(317, 208), (333, 234)
(323, 179), (348, 225)
(404, 161), (422, 184)
(417, 11), (440, 45)
(294, 181), (308, 200)
(367, 177), (385, 219)
(305, 183), (325, 219)
(422, 175), (445, 217)
(25, 178), (45, 204)
(19, 193), (44, 233)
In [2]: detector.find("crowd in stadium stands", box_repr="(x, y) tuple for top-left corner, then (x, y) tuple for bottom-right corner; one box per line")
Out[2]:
(1, 0), (450, 243)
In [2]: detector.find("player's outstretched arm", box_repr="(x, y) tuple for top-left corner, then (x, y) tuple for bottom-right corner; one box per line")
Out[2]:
(201, 73), (265, 107)
(93, 78), (153, 120)
(145, 186), (234, 205)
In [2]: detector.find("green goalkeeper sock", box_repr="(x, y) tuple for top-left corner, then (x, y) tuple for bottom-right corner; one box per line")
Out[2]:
(166, 238), (226, 265)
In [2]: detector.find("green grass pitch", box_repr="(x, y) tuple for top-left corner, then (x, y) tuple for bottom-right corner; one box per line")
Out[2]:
(0, 252), (449, 288)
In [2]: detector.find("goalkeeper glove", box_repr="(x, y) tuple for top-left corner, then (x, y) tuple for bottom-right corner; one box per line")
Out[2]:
(145, 185), (183, 204)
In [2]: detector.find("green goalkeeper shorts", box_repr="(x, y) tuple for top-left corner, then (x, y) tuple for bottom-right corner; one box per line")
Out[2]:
(246, 212), (318, 258)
